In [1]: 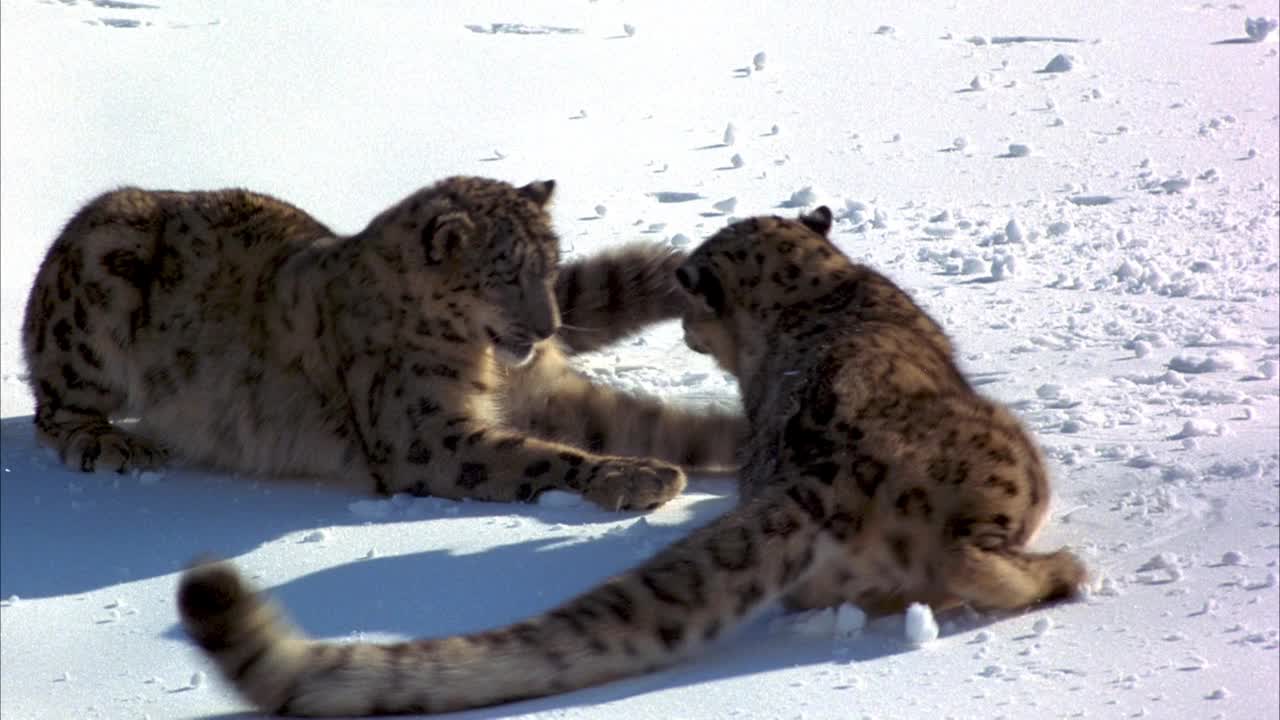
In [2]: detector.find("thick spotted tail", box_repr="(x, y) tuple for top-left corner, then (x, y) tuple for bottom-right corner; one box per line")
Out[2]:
(554, 242), (687, 355)
(178, 495), (828, 716)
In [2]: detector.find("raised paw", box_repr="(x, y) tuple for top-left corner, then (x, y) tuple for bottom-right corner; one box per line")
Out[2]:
(583, 456), (687, 512)
(61, 426), (168, 474)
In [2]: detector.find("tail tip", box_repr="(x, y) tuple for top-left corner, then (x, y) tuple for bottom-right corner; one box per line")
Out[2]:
(178, 556), (250, 623)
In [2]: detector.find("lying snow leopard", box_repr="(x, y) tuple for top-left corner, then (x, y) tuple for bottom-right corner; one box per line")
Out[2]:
(175, 206), (1085, 716)
(22, 176), (741, 510)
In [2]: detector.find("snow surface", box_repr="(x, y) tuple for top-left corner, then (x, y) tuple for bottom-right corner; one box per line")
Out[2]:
(1, 1), (1278, 719)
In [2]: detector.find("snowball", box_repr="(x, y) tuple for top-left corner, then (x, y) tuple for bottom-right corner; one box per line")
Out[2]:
(713, 197), (738, 213)
(1047, 221), (1071, 237)
(537, 490), (586, 508)
(769, 123), (780, 135)
(1259, 359), (1278, 379)
(1132, 340), (1152, 358)
(875, 25), (896, 35)
(1169, 351), (1249, 374)
(1221, 551), (1247, 566)
(1006, 143), (1033, 157)
(1206, 688), (1230, 700)
(1036, 384), (1064, 400)
(991, 253), (1017, 280)
(299, 529), (329, 543)
(1171, 419), (1223, 439)
(723, 123), (736, 146)
(1140, 553), (1174, 570)
(1245, 17), (1279, 42)
(730, 153), (745, 169)
(961, 257), (986, 274)
(1032, 617), (1055, 635)
(904, 603), (939, 646)
(1160, 177), (1192, 194)
(752, 51), (767, 70)
(188, 671), (205, 689)
(952, 136), (969, 151)
(669, 233), (692, 247)
(835, 603), (867, 635)
(594, 204), (608, 217)
(622, 23), (636, 37)
(786, 186), (819, 207)
(1005, 219), (1024, 243)
(969, 75), (987, 91)
(1042, 54), (1076, 73)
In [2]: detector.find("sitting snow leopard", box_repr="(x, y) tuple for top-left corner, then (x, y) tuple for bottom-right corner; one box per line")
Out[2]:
(175, 206), (1086, 716)
(21, 176), (742, 510)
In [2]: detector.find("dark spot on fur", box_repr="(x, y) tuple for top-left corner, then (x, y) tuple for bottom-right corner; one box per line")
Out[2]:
(785, 484), (826, 521)
(457, 462), (488, 489)
(657, 623), (685, 650)
(52, 318), (73, 352)
(852, 455), (887, 497)
(442, 435), (461, 452)
(946, 515), (975, 540)
(889, 534), (913, 568)
(894, 486), (933, 519)
(708, 525), (757, 571)
(76, 343), (103, 370)
(803, 461), (840, 485)
(406, 440), (432, 465)
(495, 436), (526, 450)
(101, 249), (150, 288)
(761, 505), (799, 538)
(523, 460), (552, 477)
(824, 511), (861, 541)
(598, 585), (636, 624)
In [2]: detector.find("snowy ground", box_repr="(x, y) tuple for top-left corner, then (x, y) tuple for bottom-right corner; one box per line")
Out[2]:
(2, 1), (1278, 718)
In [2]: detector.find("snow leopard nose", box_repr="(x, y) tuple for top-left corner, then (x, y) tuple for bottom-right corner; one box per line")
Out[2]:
(530, 315), (559, 341)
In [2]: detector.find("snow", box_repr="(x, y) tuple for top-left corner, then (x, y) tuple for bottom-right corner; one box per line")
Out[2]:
(1245, 16), (1279, 42)
(1041, 53), (1077, 73)
(903, 603), (939, 646)
(834, 603), (867, 636)
(1, 1), (1278, 719)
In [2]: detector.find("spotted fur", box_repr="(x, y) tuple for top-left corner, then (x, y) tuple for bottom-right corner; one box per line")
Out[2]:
(175, 207), (1085, 716)
(21, 176), (741, 510)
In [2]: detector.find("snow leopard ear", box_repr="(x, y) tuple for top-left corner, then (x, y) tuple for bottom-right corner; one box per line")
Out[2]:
(517, 179), (556, 207)
(798, 206), (833, 237)
(421, 210), (475, 265)
(675, 261), (726, 313)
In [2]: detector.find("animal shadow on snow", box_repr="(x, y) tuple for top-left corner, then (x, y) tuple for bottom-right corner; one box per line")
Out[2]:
(174, 528), (966, 720)
(0, 415), (727, 599)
